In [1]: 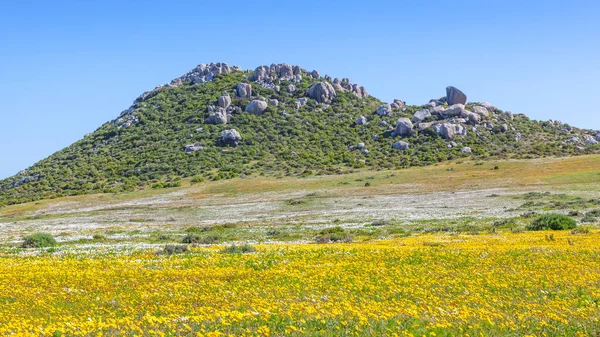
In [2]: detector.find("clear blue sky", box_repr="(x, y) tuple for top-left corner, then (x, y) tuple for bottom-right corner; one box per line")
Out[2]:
(1, 0), (599, 179)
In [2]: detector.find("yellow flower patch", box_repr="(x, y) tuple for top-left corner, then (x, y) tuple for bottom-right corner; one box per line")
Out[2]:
(0, 231), (598, 336)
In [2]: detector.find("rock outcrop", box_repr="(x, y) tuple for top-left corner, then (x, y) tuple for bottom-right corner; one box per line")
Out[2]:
(9, 174), (40, 189)
(376, 104), (392, 117)
(583, 135), (598, 145)
(446, 86), (467, 105)
(395, 118), (414, 137)
(250, 64), (303, 83)
(356, 116), (368, 125)
(205, 108), (229, 125)
(480, 102), (496, 112)
(331, 78), (368, 98)
(392, 99), (406, 110)
(184, 144), (203, 153)
(237, 83), (252, 98)
(219, 129), (242, 147)
(246, 100), (268, 115)
(134, 62), (235, 104)
(218, 92), (231, 108)
(441, 104), (465, 118)
(295, 98), (308, 109)
(436, 123), (467, 139)
(472, 106), (489, 117)
(412, 109), (431, 123)
(169, 62), (233, 88)
(392, 141), (410, 150)
(307, 82), (336, 104)
(461, 110), (481, 124)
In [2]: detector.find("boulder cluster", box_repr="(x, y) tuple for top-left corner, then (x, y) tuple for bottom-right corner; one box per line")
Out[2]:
(250, 64), (303, 83)
(385, 87), (509, 151)
(175, 62), (234, 86)
(331, 78), (368, 99)
(110, 62), (599, 156)
(119, 62), (374, 133)
(205, 63), (372, 130)
(249, 63), (368, 99)
(205, 92), (236, 125)
(8, 173), (40, 189)
(135, 62), (236, 104)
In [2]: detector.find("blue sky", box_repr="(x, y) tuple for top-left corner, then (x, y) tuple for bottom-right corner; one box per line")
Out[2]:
(1, 0), (599, 179)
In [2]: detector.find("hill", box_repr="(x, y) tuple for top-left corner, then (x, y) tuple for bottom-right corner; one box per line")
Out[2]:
(1, 62), (599, 206)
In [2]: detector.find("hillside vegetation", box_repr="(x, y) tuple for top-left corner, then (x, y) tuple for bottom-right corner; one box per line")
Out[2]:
(1, 62), (598, 206)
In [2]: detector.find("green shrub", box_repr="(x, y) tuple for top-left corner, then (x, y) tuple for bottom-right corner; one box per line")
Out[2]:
(92, 234), (106, 241)
(159, 244), (189, 255)
(22, 233), (57, 248)
(571, 225), (591, 235)
(319, 226), (345, 235)
(527, 214), (577, 231)
(182, 234), (221, 244)
(493, 218), (517, 227)
(582, 210), (600, 223)
(286, 199), (307, 206)
(181, 234), (201, 243)
(220, 244), (256, 254)
(266, 230), (281, 236)
(371, 220), (390, 227)
(581, 213), (597, 223)
(328, 232), (353, 243)
(199, 235), (221, 244)
(190, 176), (205, 184)
(315, 226), (353, 243)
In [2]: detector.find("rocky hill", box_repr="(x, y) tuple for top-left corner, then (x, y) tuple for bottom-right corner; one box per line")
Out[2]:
(1, 62), (599, 206)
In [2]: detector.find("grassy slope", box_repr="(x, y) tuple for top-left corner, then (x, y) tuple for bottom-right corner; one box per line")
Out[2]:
(1, 155), (599, 220)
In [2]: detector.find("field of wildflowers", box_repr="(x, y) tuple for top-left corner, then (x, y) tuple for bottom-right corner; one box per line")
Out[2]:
(0, 231), (598, 336)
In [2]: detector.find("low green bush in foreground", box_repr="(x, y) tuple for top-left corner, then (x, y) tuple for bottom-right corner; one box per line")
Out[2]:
(22, 233), (57, 248)
(527, 214), (577, 231)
